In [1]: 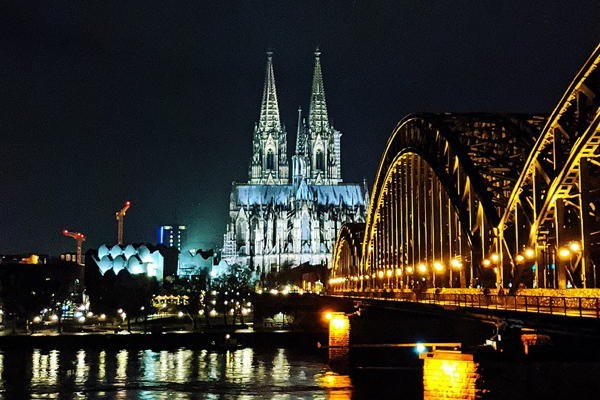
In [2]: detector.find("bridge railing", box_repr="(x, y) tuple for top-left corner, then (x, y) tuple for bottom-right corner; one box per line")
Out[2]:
(337, 290), (600, 319)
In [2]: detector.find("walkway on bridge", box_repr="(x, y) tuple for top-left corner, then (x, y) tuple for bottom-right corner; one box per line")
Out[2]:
(333, 290), (600, 319)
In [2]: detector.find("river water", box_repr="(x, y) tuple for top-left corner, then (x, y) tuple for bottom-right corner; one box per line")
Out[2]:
(1, 347), (599, 399)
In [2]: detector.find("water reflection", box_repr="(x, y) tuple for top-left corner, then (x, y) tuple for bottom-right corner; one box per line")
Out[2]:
(0, 348), (350, 400)
(422, 350), (479, 400)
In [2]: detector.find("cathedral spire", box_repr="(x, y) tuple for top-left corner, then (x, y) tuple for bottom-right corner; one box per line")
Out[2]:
(295, 106), (305, 155)
(258, 51), (281, 132)
(308, 47), (329, 132)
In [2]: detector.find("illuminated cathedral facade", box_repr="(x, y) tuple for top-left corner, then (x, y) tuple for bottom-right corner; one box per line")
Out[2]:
(222, 49), (368, 277)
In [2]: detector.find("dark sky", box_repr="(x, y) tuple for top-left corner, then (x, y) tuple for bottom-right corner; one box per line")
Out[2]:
(1, 1), (598, 255)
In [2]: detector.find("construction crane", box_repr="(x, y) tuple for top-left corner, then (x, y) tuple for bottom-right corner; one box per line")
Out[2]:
(62, 229), (86, 265)
(115, 201), (131, 245)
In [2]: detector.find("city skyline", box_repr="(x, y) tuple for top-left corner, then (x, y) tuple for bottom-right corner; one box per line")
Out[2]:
(2, 1), (598, 254)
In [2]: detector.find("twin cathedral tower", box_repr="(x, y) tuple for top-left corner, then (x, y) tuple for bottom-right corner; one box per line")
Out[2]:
(222, 49), (368, 277)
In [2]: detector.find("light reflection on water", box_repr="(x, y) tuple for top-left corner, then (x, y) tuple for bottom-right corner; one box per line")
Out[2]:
(0, 348), (353, 400)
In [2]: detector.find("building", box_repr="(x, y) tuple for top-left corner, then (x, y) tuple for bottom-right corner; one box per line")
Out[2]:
(158, 225), (187, 251)
(86, 243), (178, 282)
(222, 49), (368, 278)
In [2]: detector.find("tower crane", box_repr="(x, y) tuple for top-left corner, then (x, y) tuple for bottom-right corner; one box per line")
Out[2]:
(62, 230), (86, 265)
(115, 201), (131, 245)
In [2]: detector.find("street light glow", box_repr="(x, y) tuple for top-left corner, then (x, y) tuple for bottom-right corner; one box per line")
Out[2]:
(482, 259), (491, 267)
(569, 242), (581, 252)
(490, 253), (500, 263)
(558, 247), (571, 259)
(524, 248), (535, 259)
(434, 261), (444, 272)
(418, 263), (427, 273)
(515, 254), (525, 263)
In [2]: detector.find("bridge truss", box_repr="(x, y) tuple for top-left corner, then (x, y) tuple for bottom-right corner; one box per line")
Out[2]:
(332, 44), (600, 291)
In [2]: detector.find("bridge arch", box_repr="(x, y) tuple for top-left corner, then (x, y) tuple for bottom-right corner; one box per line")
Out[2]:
(362, 113), (541, 289)
(331, 44), (600, 292)
(498, 45), (600, 289)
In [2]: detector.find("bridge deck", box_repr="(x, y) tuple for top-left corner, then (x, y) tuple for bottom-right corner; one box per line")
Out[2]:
(332, 291), (600, 319)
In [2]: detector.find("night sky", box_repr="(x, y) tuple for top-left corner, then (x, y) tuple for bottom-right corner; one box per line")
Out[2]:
(1, 1), (598, 255)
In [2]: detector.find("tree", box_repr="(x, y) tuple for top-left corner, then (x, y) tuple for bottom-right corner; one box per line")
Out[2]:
(211, 264), (251, 327)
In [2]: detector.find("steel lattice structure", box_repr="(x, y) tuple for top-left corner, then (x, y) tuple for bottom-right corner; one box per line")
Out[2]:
(331, 44), (600, 291)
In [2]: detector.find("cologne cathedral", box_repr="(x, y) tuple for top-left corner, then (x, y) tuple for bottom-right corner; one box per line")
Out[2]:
(222, 49), (368, 277)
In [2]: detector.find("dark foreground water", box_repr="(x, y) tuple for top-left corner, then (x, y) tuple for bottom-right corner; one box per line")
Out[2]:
(1, 347), (600, 399)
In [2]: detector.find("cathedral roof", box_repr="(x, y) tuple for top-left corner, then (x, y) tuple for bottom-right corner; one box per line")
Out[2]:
(232, 183), (366, 207)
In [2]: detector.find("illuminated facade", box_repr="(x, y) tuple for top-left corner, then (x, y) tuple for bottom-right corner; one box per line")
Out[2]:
(223, 50), (368, 277)
(89, 244), (178, 282)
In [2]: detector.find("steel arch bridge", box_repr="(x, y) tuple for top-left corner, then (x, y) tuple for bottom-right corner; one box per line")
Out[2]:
(331, 44), (600, 293)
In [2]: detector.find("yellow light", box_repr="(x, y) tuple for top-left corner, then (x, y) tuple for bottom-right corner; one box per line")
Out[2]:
(396, 268), (402, 276)
(434, 262), (444, 272)
(418, 263), (427, 273)
(371, 273), (376, 278)
(325, 312), (333, 320)
(331, 317), (347, 330)
(406, 266), (414, 274)
(569, 242), (581, 252)
(33, 316), (41, 323)
(558, 247), (571, 259)
(524, 248), (535, 259)
(493, 267), (498, 274)
(490, 253), (500, 263)
(515, 254), (525, 263)
(377, 271), (384, 279)
(50, 314), (59, 321)
(482, 259), (491, 267)
(99, 313), (106, 320)
(386, 269), (393, 278)
(450, 258), (462, 268)
(178, 311), (184, 318)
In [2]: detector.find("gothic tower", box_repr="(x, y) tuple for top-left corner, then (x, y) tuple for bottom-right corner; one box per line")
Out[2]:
(293, 48), (342, 185)
(249, 51), (289, 184)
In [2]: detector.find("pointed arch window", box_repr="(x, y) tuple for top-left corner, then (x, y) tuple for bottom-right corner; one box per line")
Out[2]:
(267, 150), (275, 170)
(316, 150), (324, 171)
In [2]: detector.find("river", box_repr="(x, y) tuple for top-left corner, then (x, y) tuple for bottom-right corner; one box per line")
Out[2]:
(1, 347), (599, 399)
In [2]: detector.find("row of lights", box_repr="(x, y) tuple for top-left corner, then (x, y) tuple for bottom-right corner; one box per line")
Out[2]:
(329, 258), (464, 285)
(481, 242), (580, 267)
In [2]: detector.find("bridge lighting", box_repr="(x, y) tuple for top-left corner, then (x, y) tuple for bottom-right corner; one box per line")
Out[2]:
(569, 241), (581, 252)
(377, 271), (384, 279)
(524, 248), (535, 259)
(515, 254), (525, 263)
(450, 258), (462, 269)
(415, 343), (426, 354)
(325, 312), (333, 320)
(433, 262), (444, 272)
(482, 259), (491, 267)
(418, 263), (427, 273)
(406, 266), (414, 274)
(372, 273), (376, 279)
(490, 253), (500, 263)
(386, 269), (393, 278)
(558, 247), (572, 259)
(396, 268), (402, 276)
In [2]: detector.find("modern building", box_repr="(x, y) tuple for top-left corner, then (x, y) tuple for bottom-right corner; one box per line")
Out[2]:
(86, 243), (178, 282)
(158, 225), (187, 251)
(222, 49), (368, 278)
